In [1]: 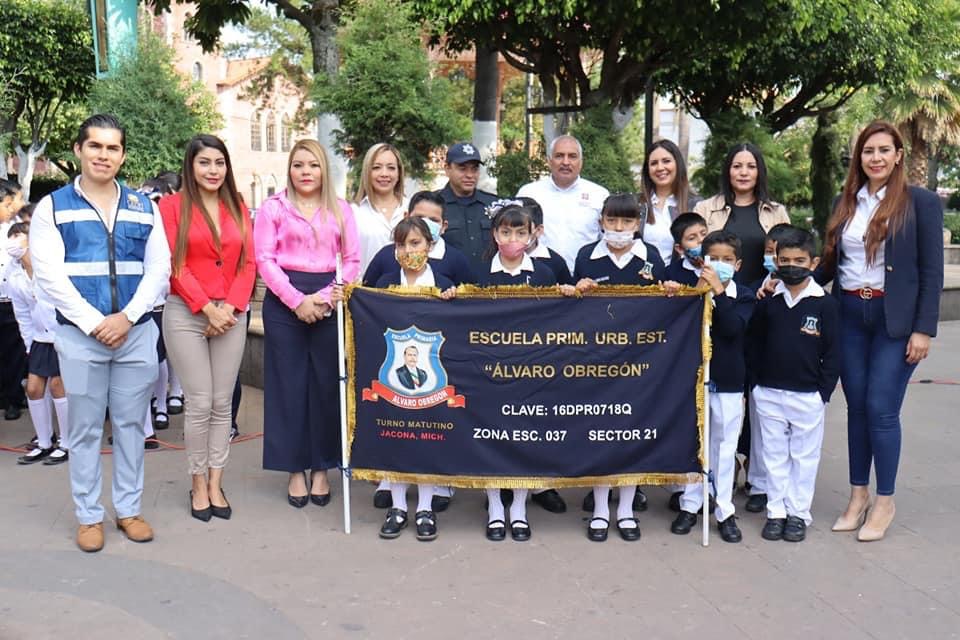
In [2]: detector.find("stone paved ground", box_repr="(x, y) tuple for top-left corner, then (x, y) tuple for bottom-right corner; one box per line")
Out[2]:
(1, 324), (958, 640)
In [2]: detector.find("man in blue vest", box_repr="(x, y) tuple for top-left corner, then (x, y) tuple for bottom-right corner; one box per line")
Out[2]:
(31, 114), (171, 553)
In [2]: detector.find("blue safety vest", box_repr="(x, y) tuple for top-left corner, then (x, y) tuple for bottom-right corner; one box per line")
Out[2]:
(51, 181), (155, 320)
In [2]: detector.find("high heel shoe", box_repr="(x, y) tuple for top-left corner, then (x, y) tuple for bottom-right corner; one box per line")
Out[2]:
(858, 501), (895, 542)
(210, 489), (232, 520)
(832, 499), (870, 532)
(288, 472), (308, 508)
(190, 490), (212, 522)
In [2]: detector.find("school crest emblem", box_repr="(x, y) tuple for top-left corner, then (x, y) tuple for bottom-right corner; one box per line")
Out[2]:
(800, 315), (820, 336)
(639, 262), (655, 280)
(126, 193), (145, 212)
(362, 325), (466, 409)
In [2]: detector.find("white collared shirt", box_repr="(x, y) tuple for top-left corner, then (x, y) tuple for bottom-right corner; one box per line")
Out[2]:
(8, 263), (59, 351)
(838, 185), (886, 290)
(590, 238), (647, 270)
(644, 192), (676, 265)
(527, 240), (551, 259)
(712, 279), (738, 307)
(29, 177), (171, 335)
(516, 176), (608, 272)
(401, 263), (436, 287)
(354, 195), (409, 275)
(491, 253), (535, 276)
(428, 236), (447, 260)
(773, 277), (825, 309)
(0, 221), (12, 300)
(681, 256), (703, 278)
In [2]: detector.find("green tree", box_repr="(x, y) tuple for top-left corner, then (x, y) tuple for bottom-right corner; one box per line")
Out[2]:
(0, 0), (92, 197)
(87, 30), (223, 185)
(569, 105), (636, 194)
(809, 112), (844, 236)
(311, 0), (466, 180)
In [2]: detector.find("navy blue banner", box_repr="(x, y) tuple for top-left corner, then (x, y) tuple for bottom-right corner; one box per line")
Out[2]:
(346, 286), (709, 487)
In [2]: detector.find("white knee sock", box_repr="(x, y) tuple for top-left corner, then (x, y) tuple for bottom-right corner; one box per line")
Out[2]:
(486, 488), (505, 523)
(390, 483), (408, 512)
(510, 489), (529, 526)
(154, 360), (169, 413)
(52, 397), (69, 449)
(416, 484), (434, 512)
(168, 367), (182, 397)
(376, 479), (392, 491)
(27, 398), (54, 449)
(617, 485), (637, 526)
(592, 486), (611, 521)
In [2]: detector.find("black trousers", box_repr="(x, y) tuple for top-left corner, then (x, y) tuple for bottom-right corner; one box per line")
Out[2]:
(0, 301), (27, 409)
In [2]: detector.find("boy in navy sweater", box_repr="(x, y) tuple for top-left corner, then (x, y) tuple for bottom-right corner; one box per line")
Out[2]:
(663, 212), (708, 286)
(363, 190), (476, 287)
(747, 226), (840, 542)
(517, 196), (573, 285)
(668, 230), (755, 543)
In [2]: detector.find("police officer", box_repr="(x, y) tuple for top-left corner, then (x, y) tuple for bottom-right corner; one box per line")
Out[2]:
(435, 143), (498, 275)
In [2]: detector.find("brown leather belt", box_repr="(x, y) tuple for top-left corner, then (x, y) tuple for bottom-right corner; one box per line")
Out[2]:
(843, 287), (884, 299)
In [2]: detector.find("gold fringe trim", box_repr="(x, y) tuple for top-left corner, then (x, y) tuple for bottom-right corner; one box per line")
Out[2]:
(351, 469), (702, 488)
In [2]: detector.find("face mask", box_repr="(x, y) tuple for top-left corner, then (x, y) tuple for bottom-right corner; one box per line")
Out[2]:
(497, 240), (528, 261)
(420, 218), (442, 242)
(603, 229), (635, 250)
(776, 265), (811, 285)
(5, 236), (26, 260)
(396, 249), (429, 272)
(712, 261), (736, 283)
(686, 245), (703, 260)
(763, 254), (777, 274)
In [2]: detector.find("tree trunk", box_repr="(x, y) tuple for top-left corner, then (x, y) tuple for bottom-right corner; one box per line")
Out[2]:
(927, 148), (941, 192)
(307, 4), (349, 198)
(473, 45), (499, 193)
(540, 74), (558, 148)
(14, 139), (46, 201)
(809, 111), (841, 238)
(903, 120), (929, 187)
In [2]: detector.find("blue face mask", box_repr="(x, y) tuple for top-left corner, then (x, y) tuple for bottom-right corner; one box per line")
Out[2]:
(685, 245), (703, 260)
(712, 260), (736, 283)
(763, 254), (777, 274)
(420, 217), (442, 242)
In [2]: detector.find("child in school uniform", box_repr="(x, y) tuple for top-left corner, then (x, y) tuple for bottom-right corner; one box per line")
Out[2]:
(748, 226), (840, 542)
(663, 212), (709, 287)
(568, 193), (664, 541)
(364, 190), (476, 288)
(666, 230), (755, 543)
(6, 222), (70, 465)
(516, 196), (574, 285)
(375, 217), (456, 542)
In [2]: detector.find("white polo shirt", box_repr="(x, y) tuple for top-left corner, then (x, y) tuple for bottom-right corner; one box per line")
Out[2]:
(517, 176), (608, 272)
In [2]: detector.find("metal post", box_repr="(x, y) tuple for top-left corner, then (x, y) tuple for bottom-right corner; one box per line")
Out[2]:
(336, 254), (351, 534)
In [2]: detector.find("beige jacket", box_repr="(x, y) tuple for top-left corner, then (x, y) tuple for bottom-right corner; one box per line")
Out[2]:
(693, 194), (790, 233)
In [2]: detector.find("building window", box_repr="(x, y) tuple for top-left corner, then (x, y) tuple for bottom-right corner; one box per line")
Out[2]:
(266, 114), (277, 152)
(281, 115), (292, 152)
(192, 62), (203, 82)
(250, 113), (262, 151)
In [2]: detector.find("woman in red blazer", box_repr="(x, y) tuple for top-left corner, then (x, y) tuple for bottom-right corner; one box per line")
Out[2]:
(159, 134), (255, 523)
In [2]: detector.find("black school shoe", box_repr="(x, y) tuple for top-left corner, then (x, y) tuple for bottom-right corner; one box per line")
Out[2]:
(415, 510), (437, 541)
(717, 516), (742, 543)
(510, 520), (531, 542)
(145, 437), (159, 450)
(379, 508), (408, 539)
(745, 493), (767, 513)
(616, 517), (641, 541)
(670, 510), (697, 535)
(762, 518), (786, 541)
(783, 515), (806, 542)
(17, 446), (53, 465)
(431, 494), (451, 512)
(583, 488), (648, 513)
(531, 489), (566, 513)
(668, 491), (682, 512)
(486, 519), (507, 541)
(587, 517), (609, 542)
(373, 489), (392, 509)
(42, 447), (69, 465)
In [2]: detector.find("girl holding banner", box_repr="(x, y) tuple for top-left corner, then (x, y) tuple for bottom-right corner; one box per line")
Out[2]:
(254, 140), (360, 509)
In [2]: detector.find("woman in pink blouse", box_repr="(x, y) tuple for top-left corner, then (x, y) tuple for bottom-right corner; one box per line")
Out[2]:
(254, 139), (360, 507)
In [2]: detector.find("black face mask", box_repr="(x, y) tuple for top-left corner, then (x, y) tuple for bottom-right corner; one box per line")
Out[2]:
(776, 265), (811, 285)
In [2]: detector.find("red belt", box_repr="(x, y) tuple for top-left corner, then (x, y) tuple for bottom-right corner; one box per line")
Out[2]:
(843, 287), (884, 299)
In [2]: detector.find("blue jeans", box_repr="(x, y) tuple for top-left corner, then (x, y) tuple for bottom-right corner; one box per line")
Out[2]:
(839, 295), (916, 495)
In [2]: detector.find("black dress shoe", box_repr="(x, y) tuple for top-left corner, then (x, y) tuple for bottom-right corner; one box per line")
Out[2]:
(670, 510), (697, 535)
(310, 492), (331, 507)
(190, 491), (212, 522)
(379, 508), (408, 539)
(17, 446), (54, 465)
(587, 517), (609, 542)
(617, 517), (641, 541)
(431, 494), (451, 512)
(745, 493), (768, 513)
(582, 489), (599, 512)
(42, 448), (69, 465)
(717, 516), (742, 543)
(531, 489), (566, 513)
(510, 520), (531, 541)
(373, 489), (392, 509)
(415, 510), (438, 541)
(288, 494), (308, 508)
(4, 405), (22, 420)
(782, 515), (806, 542)
(761, 517), (786, 541)
(153, 412), (169, 430)
(211, 496), (232, 520)
(485, 519), (507, 541)
(166, 394), (184, 415)
(632, 488), (648, 511)
(668, 491), (682, 512)
(144, 437), (159, 450)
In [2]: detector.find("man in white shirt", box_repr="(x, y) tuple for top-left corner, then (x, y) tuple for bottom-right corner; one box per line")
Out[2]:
(0, 178), (28, 420)
(517, 135), (609, 273)
(31, 114), (171, 553)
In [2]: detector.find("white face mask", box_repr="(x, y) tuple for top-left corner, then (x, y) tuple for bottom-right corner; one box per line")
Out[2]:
(5, 235), (26, 260)
(603, 229), (635, 250)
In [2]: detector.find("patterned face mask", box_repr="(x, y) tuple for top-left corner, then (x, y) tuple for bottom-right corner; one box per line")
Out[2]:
(396, 249), (429, 272)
